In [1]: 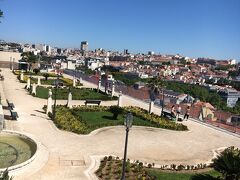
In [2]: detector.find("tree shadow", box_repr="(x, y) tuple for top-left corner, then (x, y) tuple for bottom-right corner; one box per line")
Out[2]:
(4, 115), (12, 120)
(102, 115), (117, 121)
(34, 110), (45, 114)
(191, 174), (220, 180)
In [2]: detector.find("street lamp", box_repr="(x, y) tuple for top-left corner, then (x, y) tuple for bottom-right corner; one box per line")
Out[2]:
(52, 71), (60, 121)
(161, 88), (165, 117)
(121, 112), (133, 180)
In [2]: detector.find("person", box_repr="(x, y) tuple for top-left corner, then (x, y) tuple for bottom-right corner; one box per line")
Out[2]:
(176, 105), (181, 120)
(171, 105), (176, 119)
(184, 106), (190, 120)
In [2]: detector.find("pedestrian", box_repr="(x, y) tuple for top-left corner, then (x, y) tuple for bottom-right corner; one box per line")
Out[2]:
(171, 105), (176, 119)
(177, 105), (181, 120)
(184, 106), (190, 120)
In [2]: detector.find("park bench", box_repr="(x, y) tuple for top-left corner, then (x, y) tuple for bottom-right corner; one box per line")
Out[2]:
(84, 99), (101, 106)
(10, 110), (19, 120)
(162, 111), (176, 121)
(6, 99), (15, 110)
(0, 75), (4, 81)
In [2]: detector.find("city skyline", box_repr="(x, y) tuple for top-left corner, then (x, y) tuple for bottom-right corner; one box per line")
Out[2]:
(0, 0), (240, 60)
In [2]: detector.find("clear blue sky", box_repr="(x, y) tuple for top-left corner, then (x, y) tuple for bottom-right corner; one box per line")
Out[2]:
(0, 0), (239, 60)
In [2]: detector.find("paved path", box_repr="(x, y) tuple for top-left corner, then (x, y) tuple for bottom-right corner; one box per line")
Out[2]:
(0, 69), (239, 180)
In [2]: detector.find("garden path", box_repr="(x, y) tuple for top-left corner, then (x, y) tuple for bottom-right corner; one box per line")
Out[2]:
(1, 69), (239, 180)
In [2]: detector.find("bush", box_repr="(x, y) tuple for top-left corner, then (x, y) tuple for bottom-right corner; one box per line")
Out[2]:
(109, 106), (124, 119)
(54, 106), (88, 134)
(0, 169), (13, 180)
(43, 73), (50, 80)
(212, 146), (240, 180)
(33, 68), (40, 75)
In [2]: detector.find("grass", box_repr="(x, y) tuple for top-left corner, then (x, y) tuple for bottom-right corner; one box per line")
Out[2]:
(74, 111), (157, 132)
(147, 169), (221, 180)
(30, 78), (57, 85)
(50, 105), (187, 134)
(13, 70), (60, 77)
(0, 135), (37, 168)
(36, 86), (117, 100)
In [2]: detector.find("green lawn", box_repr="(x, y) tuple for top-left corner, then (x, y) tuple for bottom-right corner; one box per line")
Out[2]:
(147, 169), (221, 180)
(75, 111), (157, 132)
(30, 78), (57, 85)
(36, 86), (117, 100)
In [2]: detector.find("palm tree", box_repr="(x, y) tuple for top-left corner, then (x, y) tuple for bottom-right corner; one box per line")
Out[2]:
(0, 10), (3, 18)
(21, 52), (38, 71)
(212, 146), (240, 180)
(147, 77), (166, 116)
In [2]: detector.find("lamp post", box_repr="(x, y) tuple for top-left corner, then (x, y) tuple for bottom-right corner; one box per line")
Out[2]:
(121, 112), (133, 180)
(52, 71), (60, 121)
(161, 88), (165, 117)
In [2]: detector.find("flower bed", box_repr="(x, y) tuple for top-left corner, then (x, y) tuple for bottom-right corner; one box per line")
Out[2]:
(95, 156), (220, 180)
(43, 105), (188, 134)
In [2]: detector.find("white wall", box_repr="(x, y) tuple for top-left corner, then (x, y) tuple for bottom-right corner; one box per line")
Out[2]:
(0, 51), (22, 62)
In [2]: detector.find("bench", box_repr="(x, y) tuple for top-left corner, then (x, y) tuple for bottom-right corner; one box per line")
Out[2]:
(10, 110), (19, 120)
(6, 99), (15, 110)
(162, 111), (176, 121)
(84, 100), (101, 106)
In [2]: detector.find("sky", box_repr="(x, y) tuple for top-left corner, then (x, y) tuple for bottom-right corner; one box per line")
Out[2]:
(0, 0), (240, 60)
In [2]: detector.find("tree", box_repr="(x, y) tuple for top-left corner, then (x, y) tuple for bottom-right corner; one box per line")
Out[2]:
(21, 52), (38, 71)
(212, 146), (240, 180)
(33, 68), (40, 75)
(109, 106), (124, 119)
(147, 77), (165, 100)
(0, 10), (3, 17)
(0, 169), (13, 180)
(0, 10), (3, 23)
(147, 77), (166, 116)
(43, 73), (49, 81)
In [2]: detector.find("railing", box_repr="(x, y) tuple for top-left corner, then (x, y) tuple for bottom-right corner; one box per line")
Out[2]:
(64, 69), (240, 136)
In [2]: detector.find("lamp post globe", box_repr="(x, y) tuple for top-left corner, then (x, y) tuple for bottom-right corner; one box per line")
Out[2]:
(124, 113), (133, 129)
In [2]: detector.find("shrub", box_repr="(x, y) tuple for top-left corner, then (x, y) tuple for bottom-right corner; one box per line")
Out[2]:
(109, 106), (124, 119)
(54, 106), (88, 134)
(0, 169), (13, 180)
(43, 73), (50, 80)
(33, 68), (40, 75)
(212, 146), (240, 180)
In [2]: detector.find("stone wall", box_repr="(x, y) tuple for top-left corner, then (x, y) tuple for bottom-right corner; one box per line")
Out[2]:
(0, 51), (21, 68)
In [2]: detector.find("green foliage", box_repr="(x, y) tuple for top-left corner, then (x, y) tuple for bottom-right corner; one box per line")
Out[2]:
(109, 106), (124, 119)
(76, 66), (95, 75)
(212, 146), (240, 180)
(214, 65), (234, 71)
(125, 106), (188, 131)
(54, 106), (88, 134)
(21, 52), (38, 71)
(165, 81), (232, 112)
(46, 105), (188, 134)
(228, 70), (239, 78)
(42, 73), (49, 80)
(0, 169), (13, 180)
(35, 87), (117, 100)
(96, 156), (221, 180)
(147, 77), (166, 98)
(111, 72), (141, 86)
(33, 68), (40, 75)
(0, 10), (3, 23)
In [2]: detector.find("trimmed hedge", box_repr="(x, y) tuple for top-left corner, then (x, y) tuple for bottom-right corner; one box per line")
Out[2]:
(44, 105), (188, 134)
